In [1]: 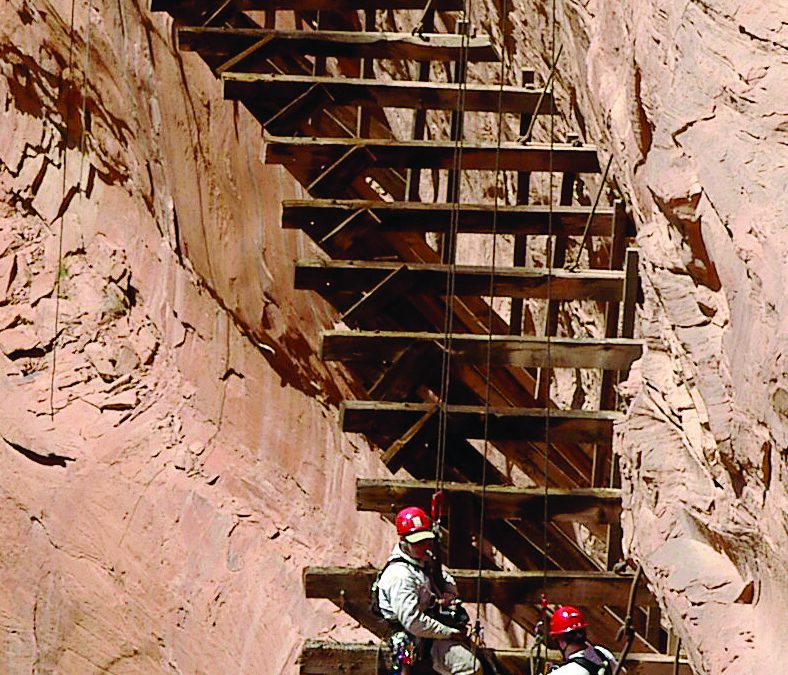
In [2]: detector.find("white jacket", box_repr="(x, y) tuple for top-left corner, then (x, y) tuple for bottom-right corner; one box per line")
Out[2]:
(377, 543), (463, 640)
(551, 645), (617, 674)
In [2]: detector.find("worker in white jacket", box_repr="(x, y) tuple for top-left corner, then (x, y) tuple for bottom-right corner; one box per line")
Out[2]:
(376, 506), (483, 675)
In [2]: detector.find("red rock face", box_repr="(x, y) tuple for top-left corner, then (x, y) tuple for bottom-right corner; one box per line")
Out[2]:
(546, 1), (786, 672)
(0, 1), (393, 671)
(1, 0), (783, 673)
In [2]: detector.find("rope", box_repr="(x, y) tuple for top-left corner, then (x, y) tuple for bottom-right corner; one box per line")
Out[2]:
(612, 563), (643, 675)
(566, 153), (613, 272)
(434, 1), (472, 494)
(49, 0), (81, 418)
(539, 0), (558, 671)
(473, 0), (510, 635)
(673, 638), (682, 675)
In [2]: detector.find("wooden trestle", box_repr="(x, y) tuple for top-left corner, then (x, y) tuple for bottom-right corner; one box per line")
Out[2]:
(152, 1), (682, 673)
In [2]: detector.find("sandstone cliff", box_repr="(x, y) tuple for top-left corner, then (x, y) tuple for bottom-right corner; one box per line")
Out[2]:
(0, 0), (785, 673)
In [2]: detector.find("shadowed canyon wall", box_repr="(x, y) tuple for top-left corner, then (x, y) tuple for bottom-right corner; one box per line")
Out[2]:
(1, 1), (395, 672)
(0, 0), (785, 673)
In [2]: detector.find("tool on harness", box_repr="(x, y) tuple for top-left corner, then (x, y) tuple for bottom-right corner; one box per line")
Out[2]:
(382, 630), (418, 674)
(431, 599), (470, 630)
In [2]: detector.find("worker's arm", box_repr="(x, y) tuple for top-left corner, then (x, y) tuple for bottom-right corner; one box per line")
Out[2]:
(384, 571), (463, 639)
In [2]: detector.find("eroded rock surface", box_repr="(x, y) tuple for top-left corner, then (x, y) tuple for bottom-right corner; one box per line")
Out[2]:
(0, 1), (393, 671)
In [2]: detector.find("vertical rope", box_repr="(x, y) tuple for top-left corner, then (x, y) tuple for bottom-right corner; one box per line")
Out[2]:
(434, 0), (472, 493)
(474, 0), (510, 626)
(49, 0), (80, 418)
(543, 0), (558, 638)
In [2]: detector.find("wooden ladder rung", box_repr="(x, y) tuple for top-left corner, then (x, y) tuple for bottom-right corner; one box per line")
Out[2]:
(154, 0), (464, 12)
(340, 401), (620, 444)
(322, 331), (643, 370)
(296, 260), (626, 301)
(356, 477), (622, 524)
(265, 136), (601, 173)
(299, 640), (692, 675)
(304, 566), (657, 608)
(282, 199), (618, 237)
(177, 27), (501, 63)
(223, 73), (550, 114)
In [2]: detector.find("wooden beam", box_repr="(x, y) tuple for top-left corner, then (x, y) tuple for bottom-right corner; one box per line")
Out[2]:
(265, 137), (601, 173)
(299, 640), (693, 675)
(356, 478), (622, 524)
(322, 331), (643, 370)
(341, 401), (620, 445)
(282, 199), (616, 237)
(304, 566), (657, 607)
(340, 265), (414, 324)
(177, 28), (501, 63)
(155, 0), (464, 11)
(224, 73), (550, 114)
(296, 260), (626, 301)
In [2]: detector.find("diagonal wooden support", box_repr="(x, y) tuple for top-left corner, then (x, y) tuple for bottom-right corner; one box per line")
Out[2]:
(340, 264), (415, 326)
(261, 83), (333, 134)
(317, 208), (377, 250)
(306, 145), (377, 198)
(379, 406), (438, 472)
(369, 341), (441, 401)
(215, 33), (275, 75)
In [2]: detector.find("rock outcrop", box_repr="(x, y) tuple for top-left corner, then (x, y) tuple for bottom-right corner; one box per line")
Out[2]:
(1, 1), (393, 671)
(1, 0), (784, 673)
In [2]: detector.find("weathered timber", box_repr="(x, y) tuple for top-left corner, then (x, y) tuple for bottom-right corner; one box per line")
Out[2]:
(178, 28), (500, 63)
(341, 401), (619, 444)
(223, 73), (550, 114)
(304, 567), (657, 607)
(356, 478), (621, 524)
(299, 640), (692, 675)
(282, 199), (617, 237)
(265, 137), (601, 173)
(155, 0), (464, 10)
(322, 331), (643, 370)
(295, 260), (626, 301)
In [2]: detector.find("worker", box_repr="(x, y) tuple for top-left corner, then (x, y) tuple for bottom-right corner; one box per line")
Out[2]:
(374, 506), (483, 675)
(548, 605), (618, 674)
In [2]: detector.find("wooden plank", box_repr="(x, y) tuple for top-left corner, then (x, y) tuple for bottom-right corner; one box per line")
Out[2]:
(304, 566), (657, 607)
(155, 0), (464, 11)
(224, 73), (551, 114)
(265, 136), (601, 173)
(299, 640), (693, 675)
(322, 331), (643, 370)
(178, 28), (501, 63)
(296, 260), (626, 301)
(356, 478), (622, 524)
(282, 199), (615, 237)
(341, 401), (620, 444)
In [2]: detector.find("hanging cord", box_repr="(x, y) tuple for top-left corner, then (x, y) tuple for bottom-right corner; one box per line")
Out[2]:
(471, 0), (510, 650)
(434, 0), (472, 494)
(49, 0), (83, 418)
(517, 44), (563, 145)
(673, 638), (682, 675)
(612, 563), (643, 675)
(538, 1), (559, 672)
(566, 153), (613, 272)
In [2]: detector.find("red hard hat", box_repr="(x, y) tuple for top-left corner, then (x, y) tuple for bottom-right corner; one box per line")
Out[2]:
(550, 605), (588, 636)
(395, 506), (435, 543)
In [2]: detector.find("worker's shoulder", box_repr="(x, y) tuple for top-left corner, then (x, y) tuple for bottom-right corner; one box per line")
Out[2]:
(552, 663), (592, 675)
(378, 556), (424, 582)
